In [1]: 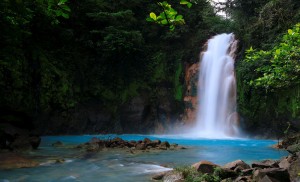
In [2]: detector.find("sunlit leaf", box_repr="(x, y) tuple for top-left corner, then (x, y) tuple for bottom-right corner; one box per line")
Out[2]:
(180, 0), (189, 5)
(150, 12), (156, 20)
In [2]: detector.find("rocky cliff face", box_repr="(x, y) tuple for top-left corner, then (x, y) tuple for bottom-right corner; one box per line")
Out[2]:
(183, 63), (199, 125)
(34, 87), (182, 135)
(35, 101), (113, 135)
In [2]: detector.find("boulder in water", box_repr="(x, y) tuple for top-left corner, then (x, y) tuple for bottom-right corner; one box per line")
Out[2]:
(252, 168), (290, 182)
(88, 137), (101, 144)
(288, 155), (300, 181)
(29, 135), (41, 149)
(287, 144), (300, 154)
(86, 143), (100, 152)
(52, 141), (64, 147)
(9, 135), (33, 151)
(278, 158), (290, 169)
(241, 168), (255, 176)
(148, 140), (161, 148)
(223, 159), (250, 171)
(0, 153), (39, 169)
(0, 123), (41, 151)
(135, 143), (146, 150)
(159, 141), (170, 150)
(191, 160), (219, 174)
(251, 160), (279, 169)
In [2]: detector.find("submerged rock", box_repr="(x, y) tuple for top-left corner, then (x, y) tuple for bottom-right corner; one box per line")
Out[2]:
(55, 158), (65, 163)
(52, 141), (64, 147)
(0, 152), (39, 169)
(88, 137), (101, 144)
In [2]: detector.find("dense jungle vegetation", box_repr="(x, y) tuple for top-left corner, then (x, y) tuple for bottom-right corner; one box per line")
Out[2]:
(0, 0), (299, 135)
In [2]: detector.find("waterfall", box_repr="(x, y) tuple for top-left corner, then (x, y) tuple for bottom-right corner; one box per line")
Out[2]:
(192, 33), (239, 138)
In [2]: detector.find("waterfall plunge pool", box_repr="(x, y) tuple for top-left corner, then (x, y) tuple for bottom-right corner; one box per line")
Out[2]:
(0, 135), (288, 182)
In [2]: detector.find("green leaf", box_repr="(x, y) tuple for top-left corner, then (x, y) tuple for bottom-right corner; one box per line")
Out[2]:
(161, 19), (168, 25)
(61, 13), (69, 19)
(288, 29), (293, 35)
(175, 15), (183, 20)
(168, 9), (177, 16)
(60, 0), (68, 3)
(180, 0), (189, 5)
(55, 10), (62, 16)
(275, 49), (280, 55)
(150, 12), (157, 20)
(146, 17), (154, 22)
(180, 0), (192, 8)
(58, 0), (68, 5)
(60, 5), (71, 12)
(170, 25), (175, 31)
(159, 12), (166, 19)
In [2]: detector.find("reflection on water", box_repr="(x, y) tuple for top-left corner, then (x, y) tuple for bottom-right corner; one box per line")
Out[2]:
(0, 134), (288, 182)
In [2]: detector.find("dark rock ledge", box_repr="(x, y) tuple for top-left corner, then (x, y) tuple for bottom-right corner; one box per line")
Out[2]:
(74, 137), (187, 153)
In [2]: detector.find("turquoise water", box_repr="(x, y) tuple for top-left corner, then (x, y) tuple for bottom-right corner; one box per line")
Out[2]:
(0, 134), (288, 182)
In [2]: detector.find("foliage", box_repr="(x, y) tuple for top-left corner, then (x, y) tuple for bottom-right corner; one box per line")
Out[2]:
(44, 0), (71, 23)
(146, 0), (192, 30)
(0, 0), (72, 112)
(220, 0), (300, 49)
(245, 23), (300, 90)
(175, 166), (221, 182)
(0, 0), (236, 126)
(227, 0), (300, 135)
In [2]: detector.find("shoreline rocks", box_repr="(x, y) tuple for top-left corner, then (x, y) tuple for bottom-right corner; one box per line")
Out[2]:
(0, 123), (41, 152)
(153, 153), (300, 182)
(76, 137), (186, 153)
(0, 152), (39, 169)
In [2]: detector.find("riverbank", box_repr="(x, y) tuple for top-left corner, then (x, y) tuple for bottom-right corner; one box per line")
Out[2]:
(153, 152), (300, 182)
(0, 135), (289, 181)
(152, 133), (300, 182)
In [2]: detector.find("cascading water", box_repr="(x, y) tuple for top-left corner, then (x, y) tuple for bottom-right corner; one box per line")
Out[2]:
(191, 33), (239, 138)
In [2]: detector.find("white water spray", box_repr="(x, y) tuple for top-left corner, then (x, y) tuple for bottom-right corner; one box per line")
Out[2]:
(191, 33), (239, 138)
